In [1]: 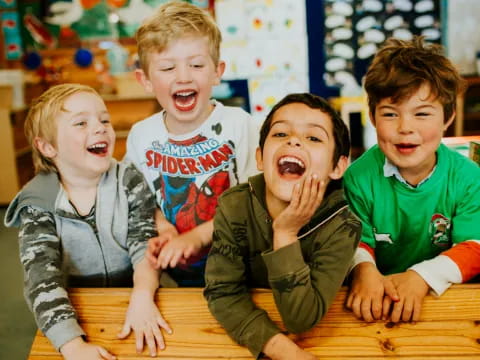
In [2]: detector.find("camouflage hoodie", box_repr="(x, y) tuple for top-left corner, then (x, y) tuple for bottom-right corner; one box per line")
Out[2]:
(4, 160), (157, 350)
(204, 173), (361, 358)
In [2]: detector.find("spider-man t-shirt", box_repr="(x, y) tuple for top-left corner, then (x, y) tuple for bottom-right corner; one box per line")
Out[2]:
(125, 101), (260, 286)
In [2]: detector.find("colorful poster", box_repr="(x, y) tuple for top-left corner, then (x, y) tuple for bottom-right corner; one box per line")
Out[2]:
(1, 12), (22, 60)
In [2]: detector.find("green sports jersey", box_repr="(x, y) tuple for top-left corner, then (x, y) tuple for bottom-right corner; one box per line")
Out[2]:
(344, 144), (480, 275)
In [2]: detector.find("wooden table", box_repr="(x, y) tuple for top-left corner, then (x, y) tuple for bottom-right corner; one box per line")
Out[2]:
(28, 285), (480, 359)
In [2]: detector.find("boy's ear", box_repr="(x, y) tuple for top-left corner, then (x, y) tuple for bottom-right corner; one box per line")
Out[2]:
(369, 111), (376, 127)
(34, 137), (57, 159)
(328, 155), (348, 180)
(213, 60), (226, 86)
(135, 69), (153, 93)
(444, 111), (455, 131)
(255, 147), (263, 171)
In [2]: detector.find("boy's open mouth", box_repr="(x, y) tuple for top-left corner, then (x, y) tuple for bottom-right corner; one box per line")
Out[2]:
(87, 142), (108, 156)
(278, 156), (306, 177)
(395, 143), (419, 154)
(173, 90), (197, 112)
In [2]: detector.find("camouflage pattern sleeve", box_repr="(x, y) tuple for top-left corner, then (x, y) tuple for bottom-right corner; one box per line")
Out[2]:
(18, 206), (85, 350)
(263, 208), (361, 333)
(123, 163), (158, 267)
(204, 207), (280, 358)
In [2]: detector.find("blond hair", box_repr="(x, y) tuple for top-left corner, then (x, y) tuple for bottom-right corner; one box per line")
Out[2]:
(136, 1), (222, 73)
(25, 83), (99, 174)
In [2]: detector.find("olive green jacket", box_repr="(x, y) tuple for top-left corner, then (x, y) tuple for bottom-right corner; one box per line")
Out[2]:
(204, 174), (361, 358)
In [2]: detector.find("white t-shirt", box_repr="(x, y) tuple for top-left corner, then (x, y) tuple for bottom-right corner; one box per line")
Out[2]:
(126, 100), (259, 233)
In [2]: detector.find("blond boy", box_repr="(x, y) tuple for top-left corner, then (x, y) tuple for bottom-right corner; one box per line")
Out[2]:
(126, 1), (259, 286)
(4, 84), (170, 359)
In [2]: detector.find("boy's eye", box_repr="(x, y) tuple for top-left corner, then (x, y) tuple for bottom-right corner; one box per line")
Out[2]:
(101, 119), (111, 124)
(191, 64), (204, 68)
(272, 132), (287, 137)
(381, 112), (397, 118)
(74, 120), (87, 126)
(160, 66), (174, 72)
(308, 136), (321, 142)
(416, 112), (430, 117)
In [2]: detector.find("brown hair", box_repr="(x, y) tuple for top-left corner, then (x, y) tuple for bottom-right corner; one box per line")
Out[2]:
(259, 93), (350, 164)
(136, 1), (222, 73)
(364, 36), (466, 122)
(25, 83), (98, 174)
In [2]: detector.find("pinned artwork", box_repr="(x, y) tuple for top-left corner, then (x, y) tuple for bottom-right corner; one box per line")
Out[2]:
(216, 0), (309, 118)
(0, 0), (16, 9)
(323, 0), (441, 94)
(248, 73), (308, 122)
(1, 12), (22, 60)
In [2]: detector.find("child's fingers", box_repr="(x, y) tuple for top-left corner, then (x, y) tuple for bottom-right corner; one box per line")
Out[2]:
(157, 315), (172, 335)
(297, 175), (313, 211)
(98, 346), (116, 360)
(135, 330), (145, 354)
(401, 297), (414, 322)
(383, 279), (399, 302)
(117, 322), (132, 339)
(360, 297), (374, 322)
(411, 299), (422, 323)
(152, 325), (166, 351)
(289, 182), (302, 209)
(390, 299), (404, 323)
(350, 295), (363, 319)
(143, 328), (157, 357)
(382, 296), (392, 320)
(169, 251), (183, 268)
(371, 296), (383, 320)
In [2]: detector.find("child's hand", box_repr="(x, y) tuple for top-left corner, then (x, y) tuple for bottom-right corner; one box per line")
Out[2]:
(117, 289), (172, 357)
(156, 232), (203, 269)
(384, 270), (429, 323)
(346, 262), (399, 322)
(60, 337), (116, 360)
(263, 333), (316, 360)
(146, 235), (172, 269)
(272, 175), (326, 249)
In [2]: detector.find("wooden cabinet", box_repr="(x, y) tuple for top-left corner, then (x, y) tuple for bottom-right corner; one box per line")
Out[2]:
(455, 76), (480, 136)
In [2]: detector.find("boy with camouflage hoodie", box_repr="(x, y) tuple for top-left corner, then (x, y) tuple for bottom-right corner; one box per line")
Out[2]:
(204, 93), (361, 359)
(4, 84), (171, 359)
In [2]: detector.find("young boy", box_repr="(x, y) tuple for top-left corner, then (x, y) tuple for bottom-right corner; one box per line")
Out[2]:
(126, 1), (259, 286)
(344, 36), (480, 324)
(4, 84), (171, 359)
(204, 93), (361, 359)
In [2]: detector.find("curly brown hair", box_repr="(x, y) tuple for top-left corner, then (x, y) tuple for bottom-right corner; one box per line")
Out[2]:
(364, 36), (466, 123)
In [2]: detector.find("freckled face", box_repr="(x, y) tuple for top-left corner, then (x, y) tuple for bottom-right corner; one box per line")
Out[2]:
(374, 84), (453, 184)
(256, 102), (338, 204)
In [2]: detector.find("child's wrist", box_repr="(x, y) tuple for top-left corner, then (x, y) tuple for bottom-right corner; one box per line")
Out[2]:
(60, 336), (85, 356)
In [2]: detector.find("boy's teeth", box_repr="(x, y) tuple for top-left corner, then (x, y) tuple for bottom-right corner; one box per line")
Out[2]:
(88, 143), (107, 149)
(176, 91), (195, 97)
(278, 156), (305, 168)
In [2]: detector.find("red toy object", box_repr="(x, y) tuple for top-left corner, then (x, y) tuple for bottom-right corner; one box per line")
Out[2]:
(23, 13), (56, 49)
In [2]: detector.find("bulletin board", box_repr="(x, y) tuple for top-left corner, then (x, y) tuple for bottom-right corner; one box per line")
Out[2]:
(322, 0), (442, 95)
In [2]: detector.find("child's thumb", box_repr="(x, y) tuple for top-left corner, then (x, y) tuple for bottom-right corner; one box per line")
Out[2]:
(117, 322), (131, 339)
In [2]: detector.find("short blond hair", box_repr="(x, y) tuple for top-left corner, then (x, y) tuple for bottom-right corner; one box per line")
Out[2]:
(136, 1), (222, 73)
(25, 83), (99, 174)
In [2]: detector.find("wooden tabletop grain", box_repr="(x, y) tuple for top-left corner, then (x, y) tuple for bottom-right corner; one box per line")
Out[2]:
(28, 285), (480, 359)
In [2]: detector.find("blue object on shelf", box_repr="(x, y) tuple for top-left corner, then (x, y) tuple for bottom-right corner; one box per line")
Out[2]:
(74, 48), (93, 67)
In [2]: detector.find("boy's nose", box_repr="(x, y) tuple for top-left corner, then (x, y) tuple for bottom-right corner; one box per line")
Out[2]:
(94, 122), (107, 134)
(287, 137), (301, 147)
(176, 65), (192, 83)
(398, 117), (414, 133)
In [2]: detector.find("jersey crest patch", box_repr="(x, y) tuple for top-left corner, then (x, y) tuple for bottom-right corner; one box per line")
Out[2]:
(429, 213), (451, 248)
